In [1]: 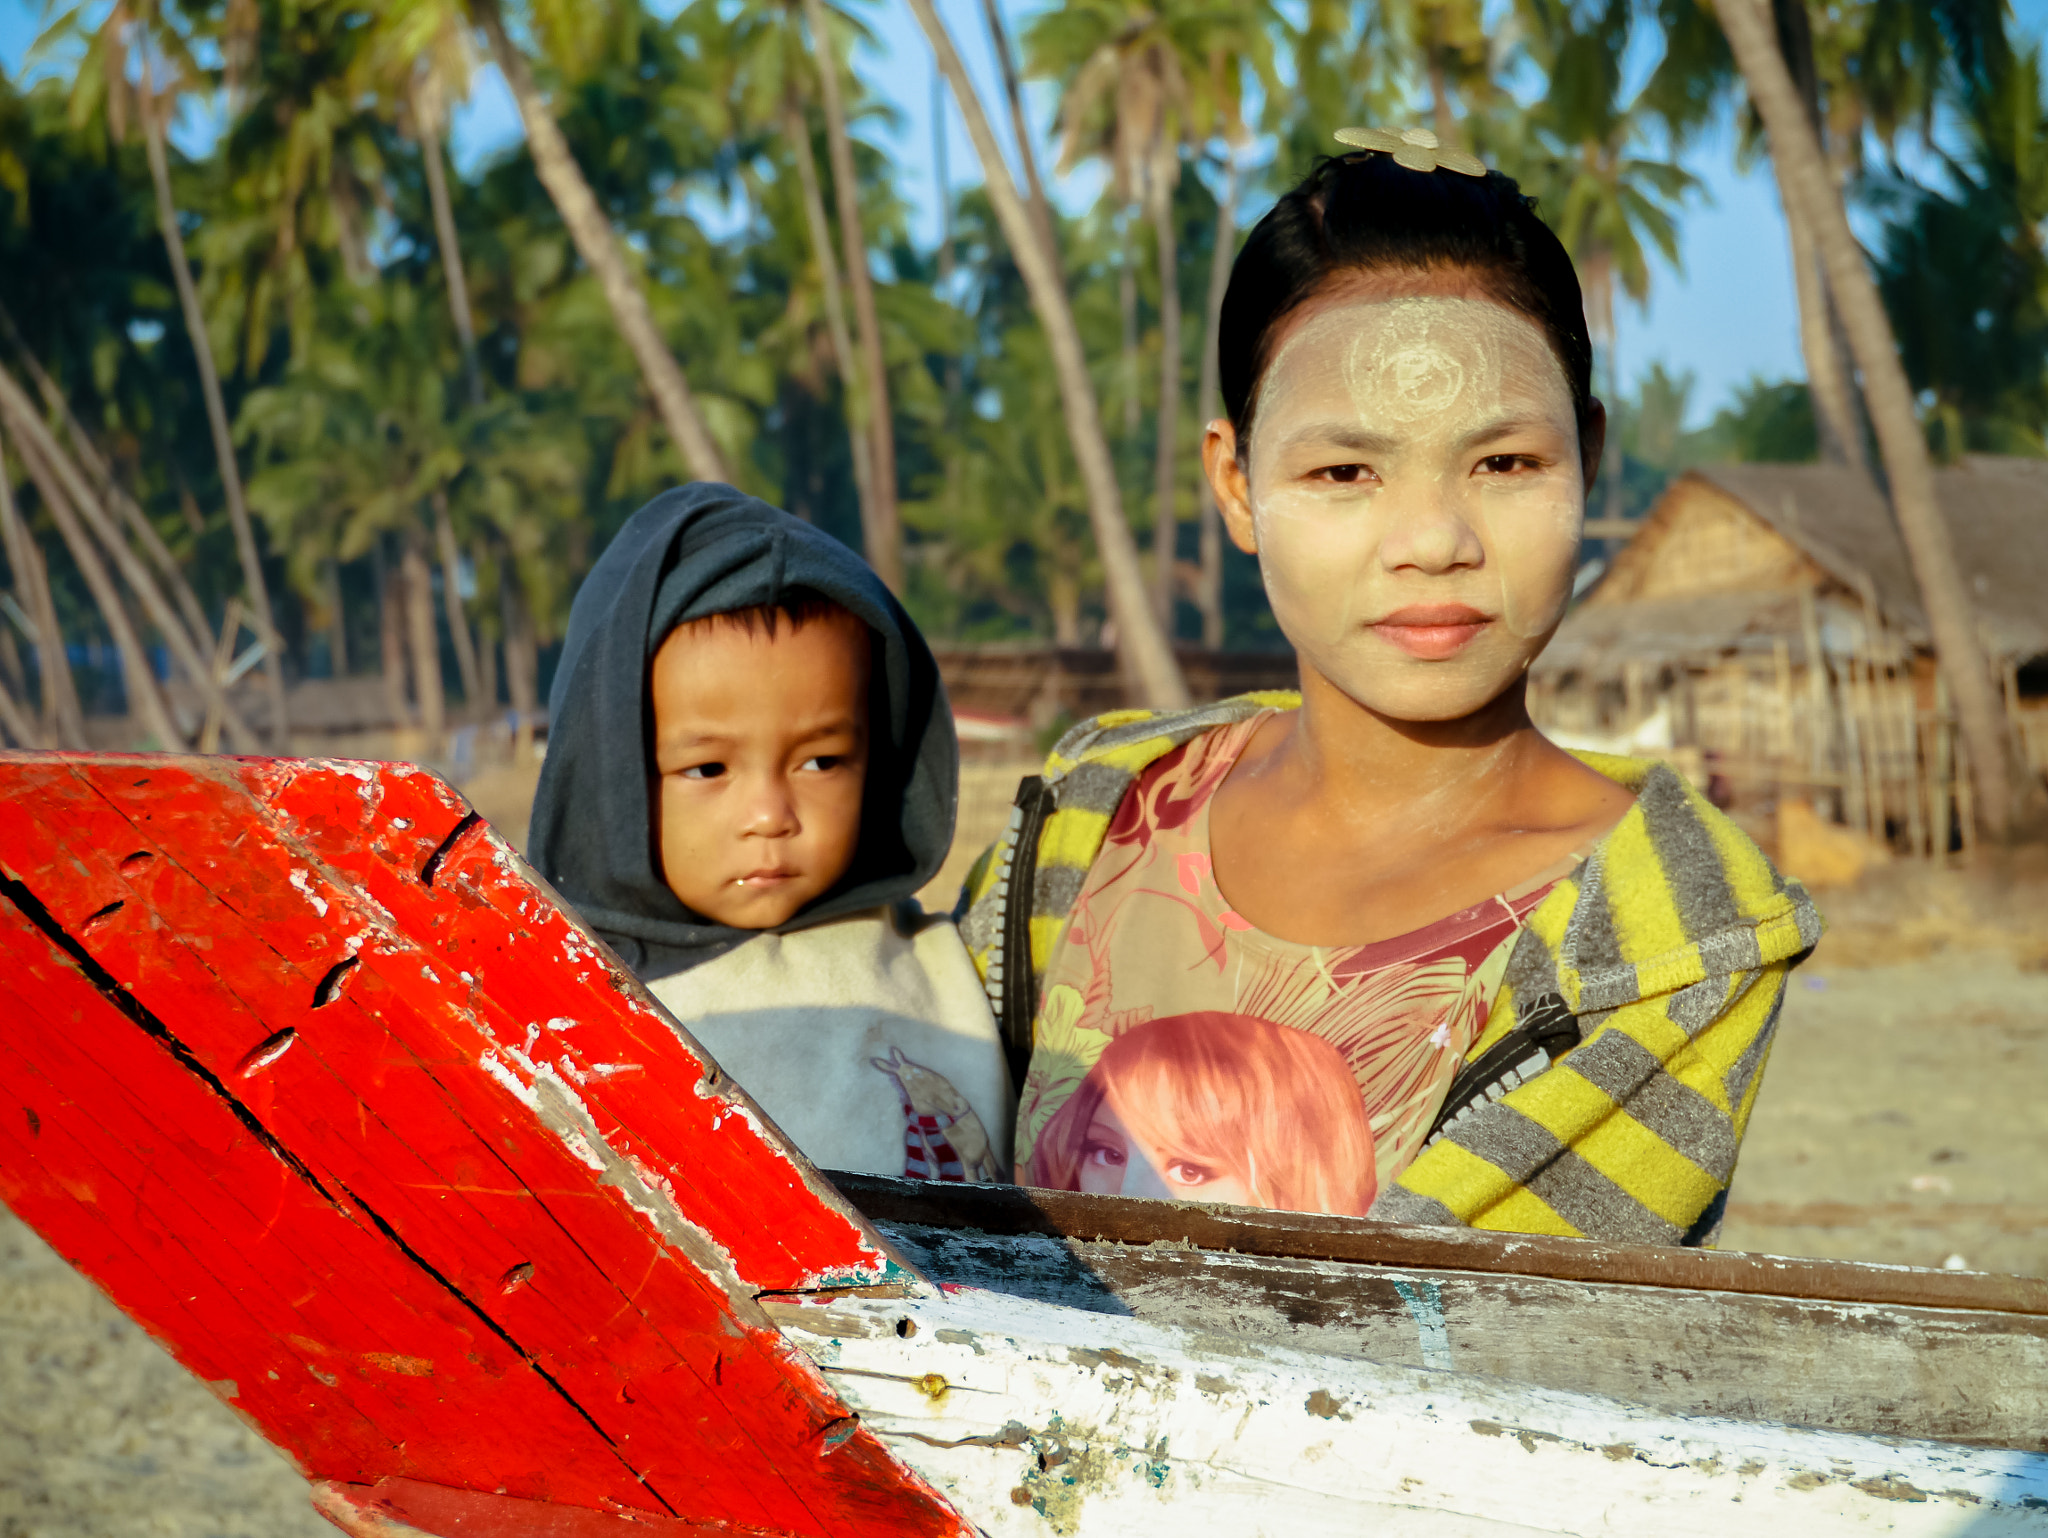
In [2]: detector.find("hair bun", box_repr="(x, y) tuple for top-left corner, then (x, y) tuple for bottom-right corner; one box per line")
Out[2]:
(1334, 125), (1487, 178)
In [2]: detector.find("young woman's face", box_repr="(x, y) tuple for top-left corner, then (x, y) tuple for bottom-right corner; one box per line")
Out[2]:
(1213, 284), (1588, 722)
(1077, 1099), (1256, 1205)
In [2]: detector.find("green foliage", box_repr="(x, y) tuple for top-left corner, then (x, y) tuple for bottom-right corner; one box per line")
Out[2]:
(0, 0), (2039, 726)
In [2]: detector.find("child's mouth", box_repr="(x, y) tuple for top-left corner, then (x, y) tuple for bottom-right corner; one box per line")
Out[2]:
(735, 869), (799, 888)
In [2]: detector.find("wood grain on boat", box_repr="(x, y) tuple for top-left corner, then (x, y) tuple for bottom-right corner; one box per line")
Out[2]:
(0, 753), (965, 1538)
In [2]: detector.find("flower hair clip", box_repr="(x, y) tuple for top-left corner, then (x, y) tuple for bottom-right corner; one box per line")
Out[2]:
(1334, 126), (1486, 177)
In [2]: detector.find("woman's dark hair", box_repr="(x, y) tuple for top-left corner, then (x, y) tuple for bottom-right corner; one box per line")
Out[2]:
(1219, 152), (1595, 451)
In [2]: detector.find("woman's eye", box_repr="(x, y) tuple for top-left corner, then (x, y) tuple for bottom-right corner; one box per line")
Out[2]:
(1314, 462), (1373, 485)
(1164, 1160), (1214, 1186)
(679, 762), (726, 781)
(1082, 1141), (1127, 1169)
(1477, 453), (1540, 476)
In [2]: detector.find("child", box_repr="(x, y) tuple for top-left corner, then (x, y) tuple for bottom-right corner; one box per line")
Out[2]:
(528, 484), (1010, 1182)
(965, 133), (1822, 1243)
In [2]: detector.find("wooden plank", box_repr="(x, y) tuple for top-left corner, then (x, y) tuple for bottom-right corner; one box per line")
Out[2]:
(828, 1170), (2048, 1318)
(0, 752), (966, 1537)
(767, 1287), (2048, 1537)
(874, 1220), (2048, 1452)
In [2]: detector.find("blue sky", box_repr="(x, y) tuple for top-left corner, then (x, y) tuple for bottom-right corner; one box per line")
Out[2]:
(7, 0), (2045, 426)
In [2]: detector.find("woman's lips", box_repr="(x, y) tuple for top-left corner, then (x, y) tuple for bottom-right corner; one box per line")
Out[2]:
(1370, 604), (1492, 659)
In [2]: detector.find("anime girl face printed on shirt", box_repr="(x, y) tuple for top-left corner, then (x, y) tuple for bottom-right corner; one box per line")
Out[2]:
(1241, 294), (1586, 722)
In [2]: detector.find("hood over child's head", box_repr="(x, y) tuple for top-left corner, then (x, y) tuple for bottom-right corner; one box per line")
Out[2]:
(528, 483), (956, 981)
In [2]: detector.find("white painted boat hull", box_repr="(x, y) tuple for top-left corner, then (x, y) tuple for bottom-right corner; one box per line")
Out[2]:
(770, 1288), (2048, 1536)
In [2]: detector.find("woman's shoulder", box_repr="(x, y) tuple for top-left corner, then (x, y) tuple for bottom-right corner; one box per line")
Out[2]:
(1041, 691), (1301, 800)
(1545, 753), (1825, 1005)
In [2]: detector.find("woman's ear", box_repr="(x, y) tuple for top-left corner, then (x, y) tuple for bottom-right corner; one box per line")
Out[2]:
(1579, 398), (1609, 492)
(1202, 419), (1260, 555)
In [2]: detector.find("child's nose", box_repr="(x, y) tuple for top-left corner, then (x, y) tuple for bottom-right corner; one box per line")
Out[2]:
(739, 776), (801, 838)
(1378, 480), (1486, 575)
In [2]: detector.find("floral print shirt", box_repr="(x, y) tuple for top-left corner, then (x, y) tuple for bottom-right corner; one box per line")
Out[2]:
(1014, 712), (1572, 1216)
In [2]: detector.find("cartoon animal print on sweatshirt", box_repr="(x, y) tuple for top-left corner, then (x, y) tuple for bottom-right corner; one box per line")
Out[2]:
(870, 1046), (1002, 1183)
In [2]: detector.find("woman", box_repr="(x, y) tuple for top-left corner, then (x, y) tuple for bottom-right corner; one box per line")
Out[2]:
(965, 135), (1821, 1246)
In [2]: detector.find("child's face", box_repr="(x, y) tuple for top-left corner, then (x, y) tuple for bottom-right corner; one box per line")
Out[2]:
(650, 612), (870, 929)
(1206, 275), (1591, 723)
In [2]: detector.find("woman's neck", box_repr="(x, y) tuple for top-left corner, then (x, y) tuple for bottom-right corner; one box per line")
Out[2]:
(1260, 663), (1555, 837)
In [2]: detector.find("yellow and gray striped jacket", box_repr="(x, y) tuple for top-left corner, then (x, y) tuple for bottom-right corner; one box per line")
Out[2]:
(958, 693), (1823, 1247)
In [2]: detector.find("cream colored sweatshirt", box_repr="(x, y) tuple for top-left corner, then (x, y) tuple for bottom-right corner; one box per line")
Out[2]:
(648, 906), (1012, 1183)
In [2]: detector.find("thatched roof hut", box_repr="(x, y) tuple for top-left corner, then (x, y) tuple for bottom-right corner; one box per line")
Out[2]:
(1546, 458), (2048, 678)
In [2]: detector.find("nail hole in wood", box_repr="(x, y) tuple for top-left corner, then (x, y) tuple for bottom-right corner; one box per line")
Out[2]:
(119, 851), (153, 874)
(237, 1028), (297, 1077)
(896, 1317), (917, 1338)
(500, 1261), (535, 1294)
(312, 956), (359, 1008)
(83, 900), (123, 926)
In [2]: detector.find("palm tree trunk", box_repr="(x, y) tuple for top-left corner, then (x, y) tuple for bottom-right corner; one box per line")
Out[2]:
(1150, 181), (1183, 630)
(414, 80), (484, 410)
(1764, 0), (1869, 475)
(401, 528), (446, 753)
(138, 52), (289, 749)
(376, 542), (412, 730)
(0, 430), (84, 746)
(802, 0), (901, 591)
(476, 1), (732, 486)
(1194, 155), (1238, 650)
(0, 367), (260, 750)
(975, 0), (1059, 270)
(1118, 259), (1141, 441)
(783, 97), (880, 545)
(432, 490), (482, 711)
(9, 412), (185, 749)
(325, 559), (348, 675)
(933, 62), (961, 414)
(500, 562), (538, 762)
(0, 658), (35, 748)
(912, 0), (1188, 708)
(0, 300), (215, 649)
(1781, 201), (1868, 471)
(1719, 0), (2016, 838)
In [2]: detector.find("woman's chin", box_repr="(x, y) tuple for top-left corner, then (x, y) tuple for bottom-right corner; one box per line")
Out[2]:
(1302, 650), (1532, 725)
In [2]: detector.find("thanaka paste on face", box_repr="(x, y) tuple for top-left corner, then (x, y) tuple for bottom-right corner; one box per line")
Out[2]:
(1243, 296), (1583, 722)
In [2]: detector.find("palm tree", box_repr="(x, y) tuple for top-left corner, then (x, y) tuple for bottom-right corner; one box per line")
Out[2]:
(1507, 0), (1698, 518)
(1716, 0), (2017, 839)
(1027, 0), (1264, 631)
(471, 0), (733, 486)
(63, 0), (291, 743)
(1395, 0), (1494, 149)
(0, 428), (85, 747)
(909, 0), (1187, 707)
(800, 0), (901, 591)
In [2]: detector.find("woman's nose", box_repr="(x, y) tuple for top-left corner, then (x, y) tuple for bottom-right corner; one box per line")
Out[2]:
(1377, 480), (1486, 574)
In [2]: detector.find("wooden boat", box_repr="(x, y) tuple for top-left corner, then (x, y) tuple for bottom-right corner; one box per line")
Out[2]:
(2, 750), (2045, 1537)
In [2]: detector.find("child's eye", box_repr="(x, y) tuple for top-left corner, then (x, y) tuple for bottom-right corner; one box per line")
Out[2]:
(800, 754), (844, 773)
(1311, 462), (1375, 485)
(1477, 453), (1542, 476)
(679, 762), (726, 781)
